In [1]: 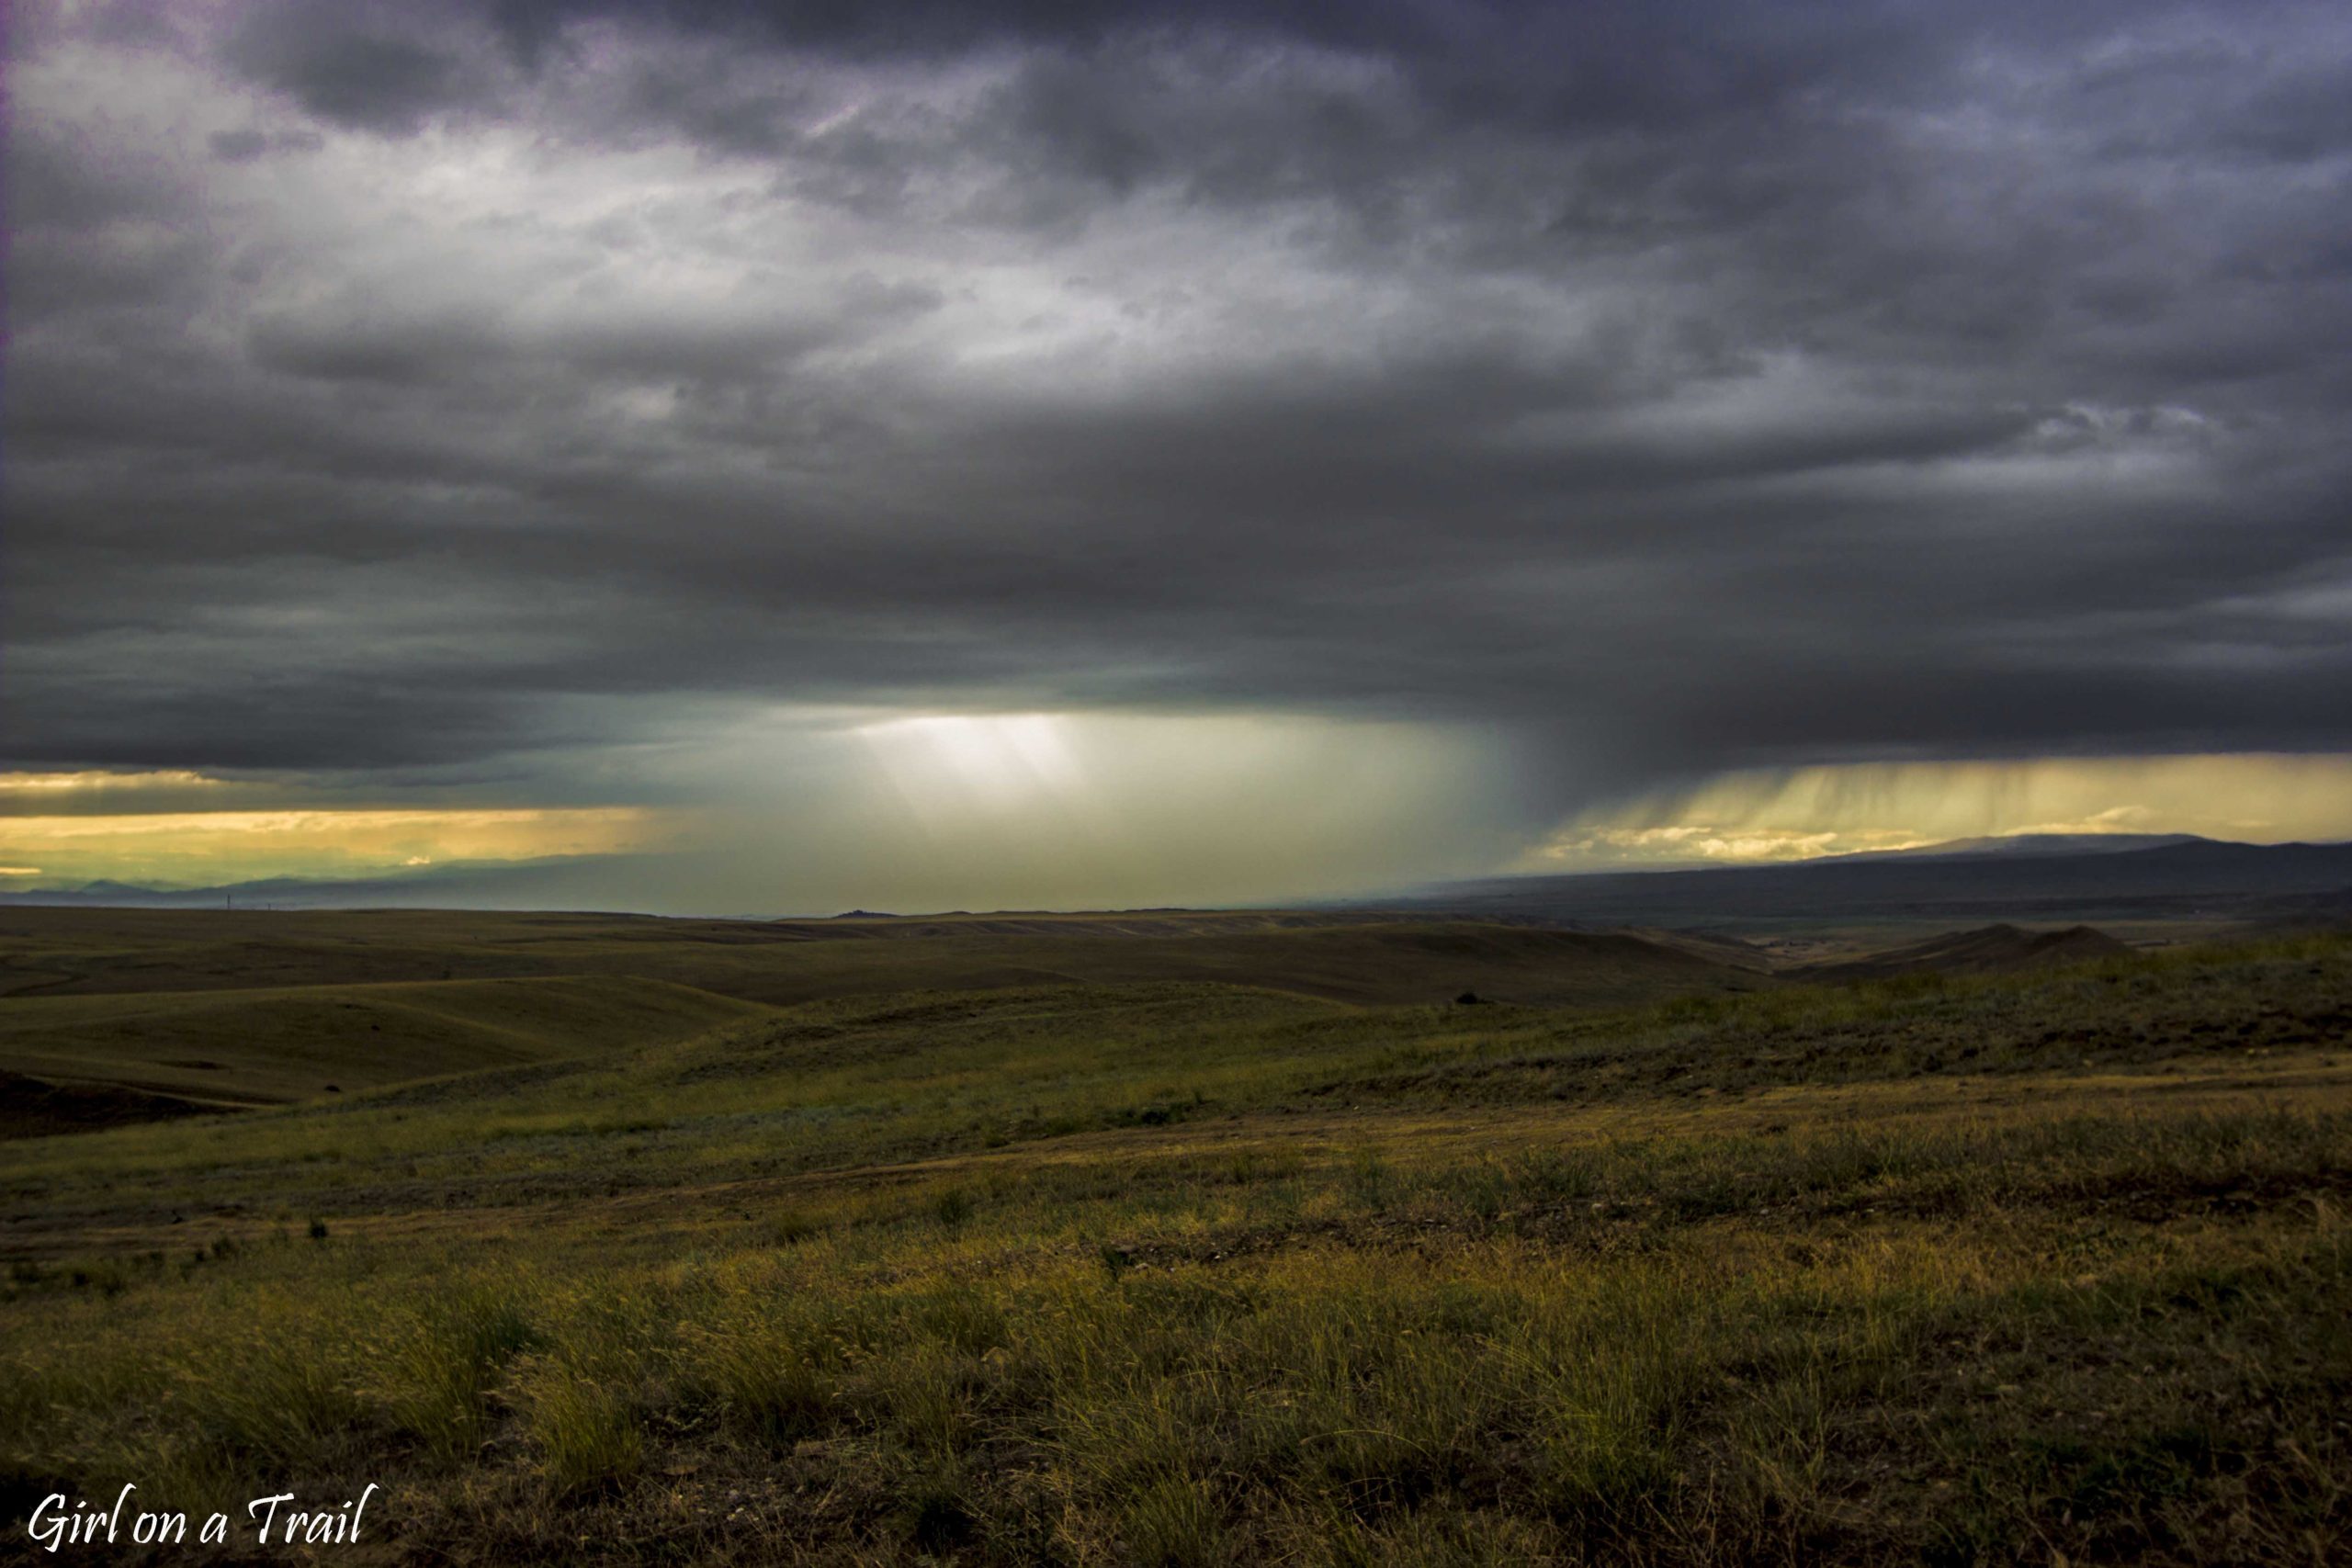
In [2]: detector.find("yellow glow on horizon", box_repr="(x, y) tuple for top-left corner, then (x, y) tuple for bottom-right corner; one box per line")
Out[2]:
(0, 769), (223, 793)
(0, 807), (666, 886)
(1527, 753), (2352, 868)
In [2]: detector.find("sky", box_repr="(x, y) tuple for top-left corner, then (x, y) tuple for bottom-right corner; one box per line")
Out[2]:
(5, 0), (2350, 912)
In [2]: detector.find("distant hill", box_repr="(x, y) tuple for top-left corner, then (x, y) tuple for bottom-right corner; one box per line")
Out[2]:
(1388, 838), (2352, 929)
(770, 909), (1467, 941)
(1830, 833), (2205, 862)
(1792, 923), (2132, 981)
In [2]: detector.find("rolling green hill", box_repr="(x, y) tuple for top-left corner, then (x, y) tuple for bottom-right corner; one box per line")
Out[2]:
(0, 975), (769, 1124)
(0, 910), (1776, 1138)
(1791, 921), (2134, 981)
(0, 907), (1772, 1010)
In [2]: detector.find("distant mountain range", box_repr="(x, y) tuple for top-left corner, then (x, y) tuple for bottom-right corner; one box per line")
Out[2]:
(4, 834), (2349, 930)
(0, 856), (651, 910)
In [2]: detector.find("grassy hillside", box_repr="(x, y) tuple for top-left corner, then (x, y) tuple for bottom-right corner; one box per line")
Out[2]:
(0, 932), (2346, 1562)
(0, 976), (769, 1119)
(1792, 922), (2132, 981)
(0, 908), (1770, 1010)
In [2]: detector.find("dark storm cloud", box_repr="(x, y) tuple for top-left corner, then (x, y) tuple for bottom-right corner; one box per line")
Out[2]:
(6, 0), (2351, 812)
(220, 2), (481, 134)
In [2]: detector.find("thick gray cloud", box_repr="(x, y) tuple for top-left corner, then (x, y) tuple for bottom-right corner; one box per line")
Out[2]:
(6, 0), (2351, 828)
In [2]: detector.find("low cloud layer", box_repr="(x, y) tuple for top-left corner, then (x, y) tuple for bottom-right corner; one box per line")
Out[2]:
(6, 0), (2350, 905)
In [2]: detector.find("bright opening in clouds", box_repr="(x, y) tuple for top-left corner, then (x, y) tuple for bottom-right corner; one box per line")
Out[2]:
(672, 710), (1530, 914)
(6, 0), (2349, 910)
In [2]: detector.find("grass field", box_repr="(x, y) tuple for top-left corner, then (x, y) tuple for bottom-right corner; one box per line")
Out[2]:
(0, 909), (1772, 1013)
(0, 909), (1773, 1131)
(1, 928), (2346, 1562)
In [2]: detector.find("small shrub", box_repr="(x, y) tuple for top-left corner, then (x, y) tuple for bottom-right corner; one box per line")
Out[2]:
(379, 1284), (544, 1463)
(873, 1344), (980, 1456)
(523, 1363), (642, 1496)
(1120, 1473), (1227, 1567)
(182, 1329), (371, 1468)
(692, 1329), (831, 1443)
